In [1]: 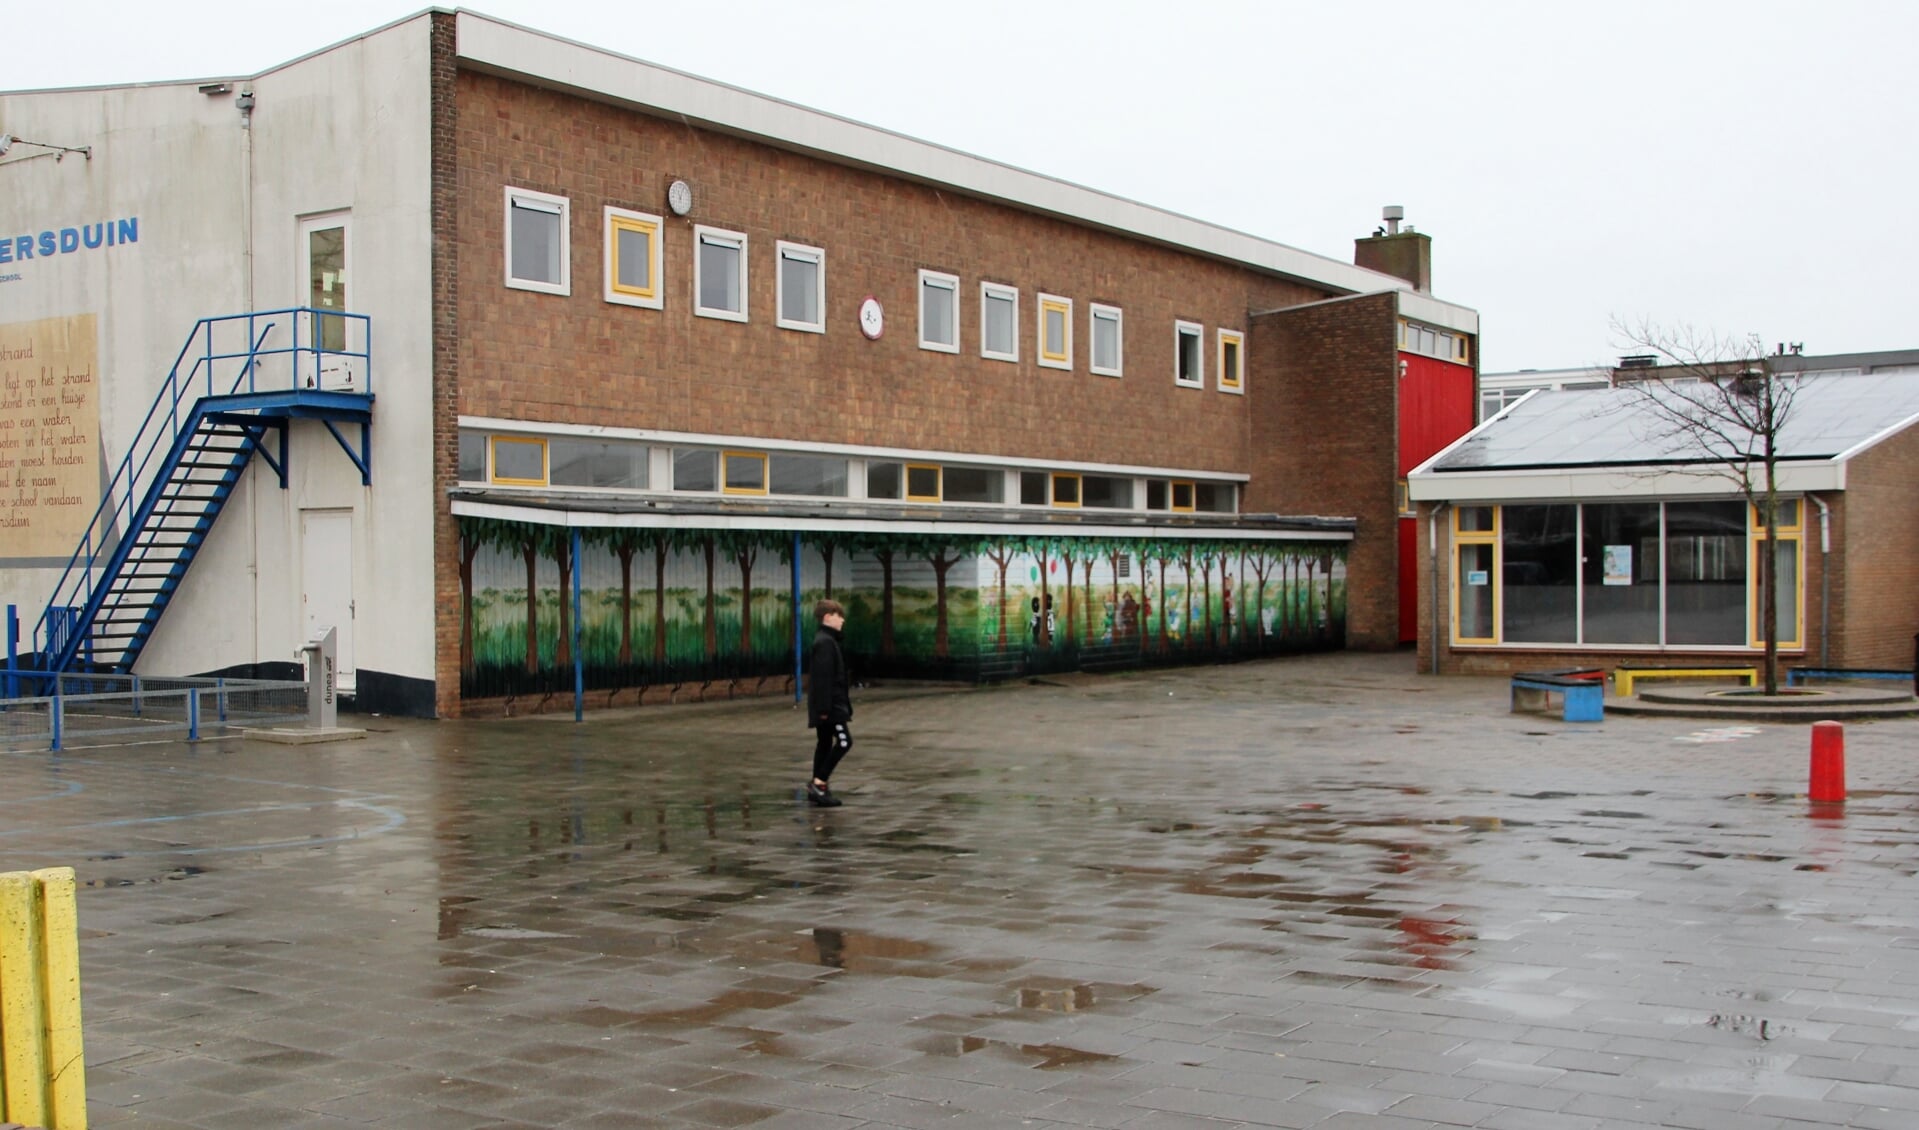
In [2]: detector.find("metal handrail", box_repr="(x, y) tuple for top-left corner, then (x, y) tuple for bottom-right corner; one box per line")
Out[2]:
(31, 308), (371, 668)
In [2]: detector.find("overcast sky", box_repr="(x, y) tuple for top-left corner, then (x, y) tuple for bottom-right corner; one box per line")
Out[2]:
(10, 1), (1914, 373)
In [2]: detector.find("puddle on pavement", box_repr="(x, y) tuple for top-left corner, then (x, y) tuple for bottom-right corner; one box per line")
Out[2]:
(796, 926), (935, 970)
(1010, 979), (1154, 1012)
(913, 1033), (1120, 1069)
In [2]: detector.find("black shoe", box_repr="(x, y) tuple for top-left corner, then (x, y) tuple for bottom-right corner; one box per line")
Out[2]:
(806, 782), (843, 807)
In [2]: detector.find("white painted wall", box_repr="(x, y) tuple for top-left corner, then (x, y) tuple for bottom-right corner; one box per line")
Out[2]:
(2, 13), (438, 689)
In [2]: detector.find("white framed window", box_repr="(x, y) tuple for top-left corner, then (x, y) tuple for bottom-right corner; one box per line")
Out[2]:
(981, 282), (1019, 362)
(1037, 293), (1072, 370)
(694, 225), (748, 321)
(1217, 328), (1245, 394)
(776, 240), (825, 333)
(1090, 303), (1123, 377)
(505, 187), (569, 295)
(1175, 320), (1204, 387)
(919, 270), (959, 353)
(604, 206), (662, 308)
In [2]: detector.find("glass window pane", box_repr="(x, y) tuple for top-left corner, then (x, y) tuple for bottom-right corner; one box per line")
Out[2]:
(725, 453), (765, 491)
(511, 202), (560, 284)
(1459, 506), (1494, 532)
(1146, 480), (1168, 510)
(769, 453), (847, 497)
(1222, 339), (1240, 384)
(1456, 542), (1494, 639)
(1664, 500), (1746, 644)
(673, 449), (717, 491)
(1581, 502), (1661, 644)
(1045, 308), (1066, 354)
(1053, 475), (1080, 505)
(458, 431), (486, 482)
(700, 238), (741, 312)
(1020, 471), (1048, 506)
(1094, 312), (1119, 370)
(492, 439), (543, 482)
(1082, 475), (1132, 509)
(922, 279), (955, 345)
(867, 461), (902, 500)
(1172, 482), (1195, 509)
(907, 465), (941, 499)
(985, 293), (1014, 354)
(1500, 504), (1578, 643)
(616, 226), (651, 290)
(1178, 329), (1201, 382)
(308, 226), (347, 350)
(1765, 538), (1799, 644)
(943, 466), (1003, 504)
(781, 253), (818, 324)
(1194, 483), (1234, 513)
(551, 439), (648, 489)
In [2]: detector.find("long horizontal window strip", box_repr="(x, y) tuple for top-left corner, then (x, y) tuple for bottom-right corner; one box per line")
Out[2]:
(1450, 499), (1802, 649)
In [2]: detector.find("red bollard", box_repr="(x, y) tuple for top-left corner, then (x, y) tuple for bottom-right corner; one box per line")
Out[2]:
(1809, 720), (1846, 803)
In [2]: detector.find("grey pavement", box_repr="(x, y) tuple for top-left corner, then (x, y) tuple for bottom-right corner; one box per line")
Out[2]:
(6, 651), (1919, 1129)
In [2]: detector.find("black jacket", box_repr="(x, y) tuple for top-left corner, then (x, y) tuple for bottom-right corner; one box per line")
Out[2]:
(806, 625), (852, 728)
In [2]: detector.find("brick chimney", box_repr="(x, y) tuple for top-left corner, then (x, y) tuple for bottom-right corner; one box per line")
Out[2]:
(1354, 205), (1431, 293)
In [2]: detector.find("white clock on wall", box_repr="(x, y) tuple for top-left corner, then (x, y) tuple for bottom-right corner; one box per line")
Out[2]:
(667, 179), (693, 216)
(858, 296), (884, 340)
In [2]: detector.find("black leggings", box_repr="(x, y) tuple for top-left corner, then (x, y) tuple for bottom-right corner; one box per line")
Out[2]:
(812, 723), (852, 784)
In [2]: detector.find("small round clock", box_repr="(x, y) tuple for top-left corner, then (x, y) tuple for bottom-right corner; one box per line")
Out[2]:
(666, 179), (692, 216)
(858, 296), (884, 340)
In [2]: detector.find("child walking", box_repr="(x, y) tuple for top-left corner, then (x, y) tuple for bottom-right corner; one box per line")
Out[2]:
(805, 599), (853, 806)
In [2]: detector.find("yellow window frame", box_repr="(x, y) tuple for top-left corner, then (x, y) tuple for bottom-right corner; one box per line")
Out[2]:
(1038, 295), (1072, 367)
(1217, 329), (1244, 392)
(1749, 527), (1804, 650)
(605, 209), (662, 307)
(488, 436), (548, 486)
(721, 450), (768, 495)
(905, 463), (942, 502)
(1170, 480), (1196, 512)
(1451, 506), (1499, 645)
(1750, 498), (1802, 533)
(1051, 473), (1082, 508)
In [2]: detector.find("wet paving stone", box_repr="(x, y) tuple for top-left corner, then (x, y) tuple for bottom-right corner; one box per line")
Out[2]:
(7, 651), (1919, 1127)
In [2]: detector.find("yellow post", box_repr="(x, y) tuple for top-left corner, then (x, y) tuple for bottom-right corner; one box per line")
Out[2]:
(0, 867), (86, 1129)
(0, 869), (50, 1128)
(37, 868), (87, 1129)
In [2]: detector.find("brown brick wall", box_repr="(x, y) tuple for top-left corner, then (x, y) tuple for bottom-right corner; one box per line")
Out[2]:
(1837, 426), (1919, 668)
(1248, 294), (1401, 648)
(430, 13), (461, 717)
(454, 71), (1328, 465)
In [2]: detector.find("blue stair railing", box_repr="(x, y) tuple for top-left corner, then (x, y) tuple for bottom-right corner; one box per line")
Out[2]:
(31, 309), (372, 680)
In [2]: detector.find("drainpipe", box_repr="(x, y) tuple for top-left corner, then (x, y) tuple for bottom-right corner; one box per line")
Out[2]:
(1809, 493), (1830, 668)
(1428, 502), (1447, 675)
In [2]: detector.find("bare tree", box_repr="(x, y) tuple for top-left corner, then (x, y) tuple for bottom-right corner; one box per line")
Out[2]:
(1611, 319), (1802, 694)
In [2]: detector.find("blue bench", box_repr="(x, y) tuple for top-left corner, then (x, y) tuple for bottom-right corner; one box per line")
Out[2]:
(1511, 671), (1604, 722)
(1787, 667), (1914, 689)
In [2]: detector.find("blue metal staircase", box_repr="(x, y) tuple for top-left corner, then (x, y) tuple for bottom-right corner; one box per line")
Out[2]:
(32, 309), (373, 683)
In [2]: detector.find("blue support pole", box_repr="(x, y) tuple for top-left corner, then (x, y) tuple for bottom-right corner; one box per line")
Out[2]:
(792, 532), (804, 703)
(51, 681), (63, 752)
(572, 527), (584, 723)
(187, 687), (201, 741)
(5, 603), (17, 700)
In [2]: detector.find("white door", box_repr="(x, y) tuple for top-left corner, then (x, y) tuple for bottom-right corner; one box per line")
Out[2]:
(301, 509), (356, 693)
(296, 212), (363, 390)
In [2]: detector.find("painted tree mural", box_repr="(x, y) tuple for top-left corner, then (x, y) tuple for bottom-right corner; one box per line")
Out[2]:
(455, 516), (1346, 705)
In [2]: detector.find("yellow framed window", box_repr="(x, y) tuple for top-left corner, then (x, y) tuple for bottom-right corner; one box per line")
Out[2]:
(489, 436), (548, 486)
(1038, 294), (1072, 370)
(1451, 506), (1498, 644)
(906, 463), (942, 502)
(1750, 501), (1803, 650)
(1217, 329), (1244, 393)
(605, 207), (662, 308)
(1051, 473), (1081, 507)
(722, 451), (768, 495)
(1170, 480), (1196, 512)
